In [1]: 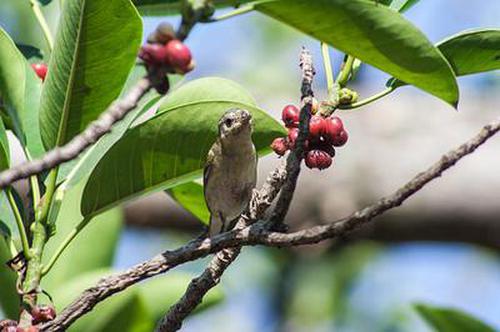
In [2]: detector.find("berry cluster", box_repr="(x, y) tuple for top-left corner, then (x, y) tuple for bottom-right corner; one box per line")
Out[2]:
(271, 104), (348, 170)
(139, 22), (194, 75)
(31, 63), (47, 81)
(0, 305), (55, 332)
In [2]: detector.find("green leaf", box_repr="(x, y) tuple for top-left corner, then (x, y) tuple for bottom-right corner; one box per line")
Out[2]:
(0, 191), (16, 242)
(255, 0), (459, 106)
(52, 269), (154, 332)
(0, 237), (19, 319)
(168, 181), (210, 225)
(132, 0), (254, 16)
(0, 28), (45, 158)
(414, 303), (496, 332)
(0, 117), (9, 171)
(138, 272), (224, 322)
(394, 0), (420, 12)
(81, 77), (285, 217)
(42, 181), (123, 289)
(39, 0), (142, 150)
(437, 29), (500, 77)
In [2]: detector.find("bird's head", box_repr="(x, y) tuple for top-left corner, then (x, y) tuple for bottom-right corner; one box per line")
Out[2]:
(218, 108), (253, 141)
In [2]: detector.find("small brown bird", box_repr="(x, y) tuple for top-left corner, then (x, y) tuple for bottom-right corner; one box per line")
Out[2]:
(203, 109), (257, 236)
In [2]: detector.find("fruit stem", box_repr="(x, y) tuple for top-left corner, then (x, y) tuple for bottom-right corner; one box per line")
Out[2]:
(6, 187), (31, 259)
(41, 217), (91, 276)
(338, 86), (395, 110)
(203, 4), (255, 22)
(29, 0), (54, 52)
(321, 42), (336, 97)
(336, 55), (355, 87)
(35, 167), (58, 224)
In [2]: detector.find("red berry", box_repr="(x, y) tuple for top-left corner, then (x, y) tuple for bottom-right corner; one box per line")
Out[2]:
(305, 150), (332, 170)
(332, 130), (348, 147)
(31, 305), (56, 325)
(165, 40), (192, 72)
(310, 141), (336, 157)
(308, 115), (325, 140)
(31, 63), (47, 81)
(139, 43), (169, 65)
(286, 128), (299, 149)
(271, 137), (288, 156)
(281, 105), (299, 128)
(323, 116), (344, 142)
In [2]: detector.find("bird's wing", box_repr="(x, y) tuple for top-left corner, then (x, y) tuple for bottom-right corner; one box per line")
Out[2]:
(203, 140), (221, 212)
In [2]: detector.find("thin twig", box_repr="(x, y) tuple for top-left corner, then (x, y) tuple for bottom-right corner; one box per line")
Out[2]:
(270, 47), (315, 229)
(40, 117), (500, 331)
(0, 77), (152, 189)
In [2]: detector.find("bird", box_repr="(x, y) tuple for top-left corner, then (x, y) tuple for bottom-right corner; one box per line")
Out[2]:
(203, 108), (257, 236)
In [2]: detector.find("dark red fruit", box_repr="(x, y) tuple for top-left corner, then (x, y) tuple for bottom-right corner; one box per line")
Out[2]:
(31, 63), (47, 81)
(323, 116), (344, 142)
(281, 105), (299, 128)
(31, 305), (56, 325)
(139, 44), (169, 65)
(310, 141), (335, 157)
(308, 115), (325, 139)
(286, 128), (299, 149)
(331, 130), (348, 147)
(271, 137), (288, 156)
(165, 40), (192, 73)
(305, 149), (332, 170)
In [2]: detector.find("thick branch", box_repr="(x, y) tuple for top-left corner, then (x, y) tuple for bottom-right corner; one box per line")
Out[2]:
(41, 117), (499, 331)
(0, 77), (152, 189)
(156, 48), (316, 332)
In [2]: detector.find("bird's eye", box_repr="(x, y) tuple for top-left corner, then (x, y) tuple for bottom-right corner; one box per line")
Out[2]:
(225, 118), (233, 127)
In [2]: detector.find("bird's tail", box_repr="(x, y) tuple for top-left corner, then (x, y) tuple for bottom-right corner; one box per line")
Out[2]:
(208, 214), (224, 237)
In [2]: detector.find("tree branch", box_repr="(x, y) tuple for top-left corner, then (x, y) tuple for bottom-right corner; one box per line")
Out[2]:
(40, 116), (500, 331)
(0, 77), (152, 189)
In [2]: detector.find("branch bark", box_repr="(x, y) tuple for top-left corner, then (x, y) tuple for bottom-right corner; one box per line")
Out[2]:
(0, 77), (152, 189)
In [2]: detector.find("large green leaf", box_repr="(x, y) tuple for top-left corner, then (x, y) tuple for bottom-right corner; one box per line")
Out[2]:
(255, 0), (459, 106)
(81, 77), (285, 217)
(132, 0), (254, 16)
(39, 0), (142, 150)
(414, 304), (496, 332)
(168, 181), (210, 225)
(437, 29), (500, 77)
(0, 28), (44, 158)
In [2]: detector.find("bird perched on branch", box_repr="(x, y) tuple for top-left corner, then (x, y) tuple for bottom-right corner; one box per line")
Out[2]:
(204, 109), (257, 236)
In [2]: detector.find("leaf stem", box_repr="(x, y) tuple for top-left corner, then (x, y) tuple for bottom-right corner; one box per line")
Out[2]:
(321, 42), (335, 96)
(338, 86), (395, 109)
(41, 217), (91, 276)
(336, 55), (355, 87)
(29, 0), (54, 52)
(36, 167), (58, 223)
(203, 4), (254, 22)
(22, 148), (41, 217)
(6, 187), (31, 258)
